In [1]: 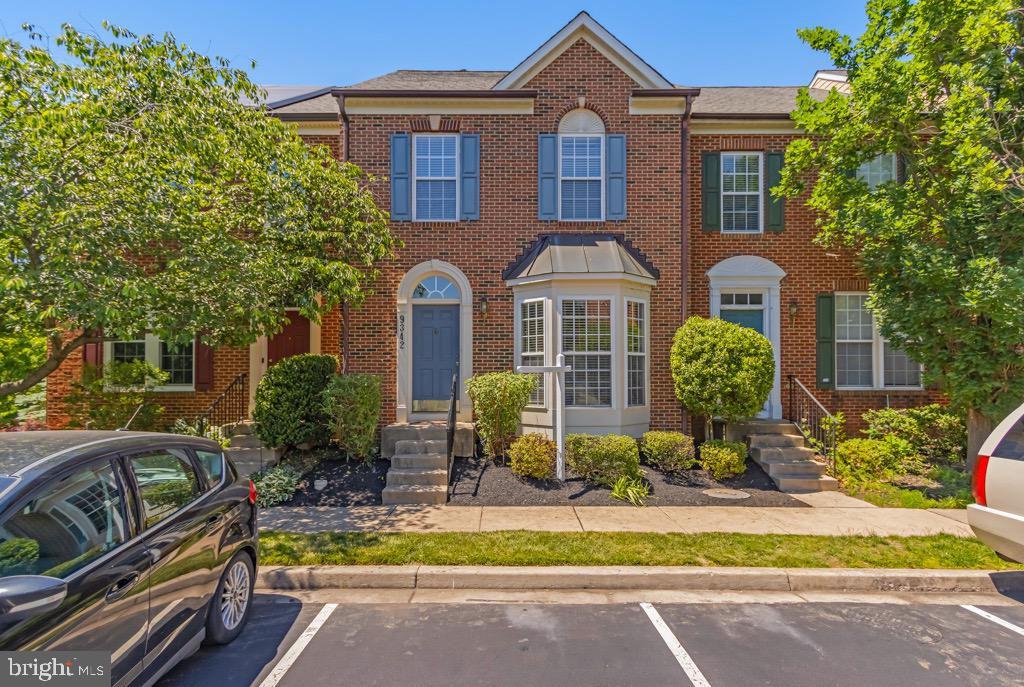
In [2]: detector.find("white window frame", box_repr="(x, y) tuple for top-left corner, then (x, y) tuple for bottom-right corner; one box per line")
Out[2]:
(518, 297), (548, 408)
(721, 151), (763, 234)
(411, 133), (460, 222)
(856, 153), (897, 190)
(625, 297), (648, 408)
(835, 292), (923, 390)
(103, 334), (195, 392)
(559, 296), (614, 408)
(557, 134), (605, 222)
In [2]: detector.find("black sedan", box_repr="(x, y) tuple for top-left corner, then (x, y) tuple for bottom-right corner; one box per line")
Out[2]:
(0, 431), (259, 687)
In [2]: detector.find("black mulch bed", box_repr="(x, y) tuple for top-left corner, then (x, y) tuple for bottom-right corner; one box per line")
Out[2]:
(447, 458), (808, 507)
(282, 454), (389, 507)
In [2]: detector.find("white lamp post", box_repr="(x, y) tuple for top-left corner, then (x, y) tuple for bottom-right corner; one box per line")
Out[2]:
(516, 353), (572, 480)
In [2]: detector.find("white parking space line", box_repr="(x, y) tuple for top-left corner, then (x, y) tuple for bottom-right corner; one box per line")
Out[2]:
(961, 605), (1024, 638)
(256, 603), (338, 687)
(640, 603), (711, 687)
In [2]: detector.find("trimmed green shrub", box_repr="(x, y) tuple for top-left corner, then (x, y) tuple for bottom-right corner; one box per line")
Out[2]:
(611, 475), (650, 507)
(0, 537), (40, 576)
(253, 354), (337, 449)
(699, 439), (748, 480)
(670, 316), (775, 425)
(171, 417), (230, 448)
(862, 404), (966, 465)
(322, 373), (381, 460)
(252, 464), (302, 508)
(65, 360), (168, 430)
(566, 433), (642, 487)
(835, 438), (903, 485)
(641, 431), (697, 473)
(465, 372), (535, 458)
(508, 433), (557, 480)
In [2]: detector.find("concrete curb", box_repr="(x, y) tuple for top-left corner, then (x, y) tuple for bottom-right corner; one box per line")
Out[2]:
(256, 565), (1024, 594)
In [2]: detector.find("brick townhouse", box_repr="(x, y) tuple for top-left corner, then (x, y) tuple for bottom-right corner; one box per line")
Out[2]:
(45, 11), (939, 440)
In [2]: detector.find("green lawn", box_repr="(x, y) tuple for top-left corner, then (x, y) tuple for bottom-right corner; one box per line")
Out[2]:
(259, 531), (1020, 570)
(843, 466), (973, 509)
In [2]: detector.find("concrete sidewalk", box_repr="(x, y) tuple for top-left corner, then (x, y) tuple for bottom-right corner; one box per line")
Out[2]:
(259, 503), (974, 537)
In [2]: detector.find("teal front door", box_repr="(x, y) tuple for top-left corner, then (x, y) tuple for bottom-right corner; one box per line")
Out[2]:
(412, 304), (459, 412)
(721, 308), (765, 334)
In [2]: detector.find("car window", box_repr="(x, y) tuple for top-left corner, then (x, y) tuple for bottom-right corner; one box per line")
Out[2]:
(194, 450), (224, 488)
(0, 460), (127, 578)
(994, 413), (1024, 461)
(128, 450), (201, 528)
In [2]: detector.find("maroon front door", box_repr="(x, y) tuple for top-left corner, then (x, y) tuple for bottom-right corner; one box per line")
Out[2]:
(268, 312), (310, 365)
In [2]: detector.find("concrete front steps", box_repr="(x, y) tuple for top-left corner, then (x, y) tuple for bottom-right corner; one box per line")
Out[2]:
(224, 421), (277, 478)
(383, 437), (450, 505)
(731, 420), (839, 493)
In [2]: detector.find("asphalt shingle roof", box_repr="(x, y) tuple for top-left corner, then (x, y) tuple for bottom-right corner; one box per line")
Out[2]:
(344, 70), (508, 90)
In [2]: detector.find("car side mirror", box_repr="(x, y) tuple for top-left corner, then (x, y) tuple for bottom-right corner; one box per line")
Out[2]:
(0, 575), (67, 621)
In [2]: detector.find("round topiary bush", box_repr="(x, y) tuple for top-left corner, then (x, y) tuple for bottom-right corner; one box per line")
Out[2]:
(566, 433), (642, 487)
(699, 439), (748, 480)
(465, 372), (535, 458)
(253, 353), (337, 449)
(670, 316), (775, 425)
(641, 431), (697, 473)
(508, 433), (557, 480)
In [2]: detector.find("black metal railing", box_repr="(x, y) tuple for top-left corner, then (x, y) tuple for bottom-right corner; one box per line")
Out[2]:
(445, 362), (460, 469)
(196, 372), (248, 434)
(786, 375), (838, 473)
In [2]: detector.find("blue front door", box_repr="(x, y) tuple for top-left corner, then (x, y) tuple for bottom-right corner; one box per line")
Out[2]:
(412, 305), (459, 412)
(721, 309), (765, 334)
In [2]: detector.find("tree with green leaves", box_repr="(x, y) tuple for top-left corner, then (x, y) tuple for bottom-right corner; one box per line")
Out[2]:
(0, 23), (396, 399)
(778, 0), (1024, 459)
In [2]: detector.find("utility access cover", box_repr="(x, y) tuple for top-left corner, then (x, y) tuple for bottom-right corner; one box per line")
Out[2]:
(702, 488), (750, 500)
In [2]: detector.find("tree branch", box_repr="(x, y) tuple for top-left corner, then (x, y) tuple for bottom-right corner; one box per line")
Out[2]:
(0, 331), (100, 397)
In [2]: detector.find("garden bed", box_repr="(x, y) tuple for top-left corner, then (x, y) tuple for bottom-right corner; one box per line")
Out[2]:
(280, 450), (389, 507)
(448, 457), (807, 507)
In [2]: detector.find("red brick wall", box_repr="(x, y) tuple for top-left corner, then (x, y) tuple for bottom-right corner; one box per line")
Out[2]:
(44, 38), (942, 435)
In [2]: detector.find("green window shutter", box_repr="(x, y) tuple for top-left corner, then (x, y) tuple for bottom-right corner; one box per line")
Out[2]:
(701, 152), (721, 232)
(765, 152), (785, 232)
(816, 293), (836, 390)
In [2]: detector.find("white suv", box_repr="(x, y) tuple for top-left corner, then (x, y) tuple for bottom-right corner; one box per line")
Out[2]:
(968, 401), (1024, 562)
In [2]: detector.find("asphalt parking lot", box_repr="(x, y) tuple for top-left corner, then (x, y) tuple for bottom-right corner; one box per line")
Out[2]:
(159, 594), (1024, 687)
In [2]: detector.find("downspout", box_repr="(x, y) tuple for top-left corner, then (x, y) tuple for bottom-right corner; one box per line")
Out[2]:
(679, 94), (695, 432)
(335, 93), (353, 374)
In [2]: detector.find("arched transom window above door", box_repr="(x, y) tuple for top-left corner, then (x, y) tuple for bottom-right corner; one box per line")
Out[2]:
(413, 275), (459, 300)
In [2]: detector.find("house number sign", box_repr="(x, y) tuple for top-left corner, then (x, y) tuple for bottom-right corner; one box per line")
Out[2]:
(397, 312), (406, 351)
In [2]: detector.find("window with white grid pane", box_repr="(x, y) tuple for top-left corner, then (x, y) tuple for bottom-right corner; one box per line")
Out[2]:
(413, 134), (458, 221)
(836, 293), (922, 389)
(105, 335), (195, 389)
(721, 152), (762, 232)
(856, 153), (896, 190)
(626, 300), (646, 407)
(561, 299), (612, 407)
(559, 135), (603, 220)
(520, 300), (545, 407)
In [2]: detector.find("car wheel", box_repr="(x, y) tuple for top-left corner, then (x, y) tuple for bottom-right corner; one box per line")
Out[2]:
(205, 551), (254, 645)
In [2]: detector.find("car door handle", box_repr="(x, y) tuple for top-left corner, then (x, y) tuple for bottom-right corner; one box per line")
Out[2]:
(106, 572), (140, 602)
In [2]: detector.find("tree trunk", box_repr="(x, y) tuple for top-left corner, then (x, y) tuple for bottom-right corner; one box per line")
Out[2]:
(966, 407), (994, 471)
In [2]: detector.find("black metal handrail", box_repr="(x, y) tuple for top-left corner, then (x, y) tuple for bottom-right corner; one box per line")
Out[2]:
(196, 372), (248, 434)
(445, 362), (460, 469)
(786, 375), (838, 473)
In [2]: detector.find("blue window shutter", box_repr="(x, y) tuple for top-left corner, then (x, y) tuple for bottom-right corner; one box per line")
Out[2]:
(460, 134), (480, 220)
(538, 134), (557, 220)
(390, 133), (411, 221)
(606, 134), (626, 220)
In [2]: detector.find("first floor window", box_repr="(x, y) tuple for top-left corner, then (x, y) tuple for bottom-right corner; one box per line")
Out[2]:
(413, 134), (457, 221)
(520, 300), (546, 406)
(722, 152), (762, 232)
(559, 135), (603, 220)
(626, 300), (646, 407)
(835, 293), (921, 389)
(106, 335), (194, 387)
(562, 299), (612, 407)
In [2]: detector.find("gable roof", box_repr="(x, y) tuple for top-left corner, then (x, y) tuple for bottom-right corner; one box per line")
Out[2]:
(503, 233), (660, 282)
(494, 11), (673, 90)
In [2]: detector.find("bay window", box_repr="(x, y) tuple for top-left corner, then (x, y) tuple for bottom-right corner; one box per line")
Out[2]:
(561, 299), (612, 407)
(520, 299), (546, 407)
(835, 293), (921, 389)
(626, 300), (646, 407)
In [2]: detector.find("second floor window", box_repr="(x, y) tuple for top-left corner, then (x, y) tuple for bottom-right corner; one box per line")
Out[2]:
(560, 135), (603, 220)
(857, 153), (897, 190)
(413, 134), (458, 221)
(722, 152), (762, 232)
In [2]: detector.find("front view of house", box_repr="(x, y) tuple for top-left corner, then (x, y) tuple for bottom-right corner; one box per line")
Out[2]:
(46, 12), (940, 448)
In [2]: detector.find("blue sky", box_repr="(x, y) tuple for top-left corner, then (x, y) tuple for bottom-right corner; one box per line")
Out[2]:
(0, 1), (867, 87)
